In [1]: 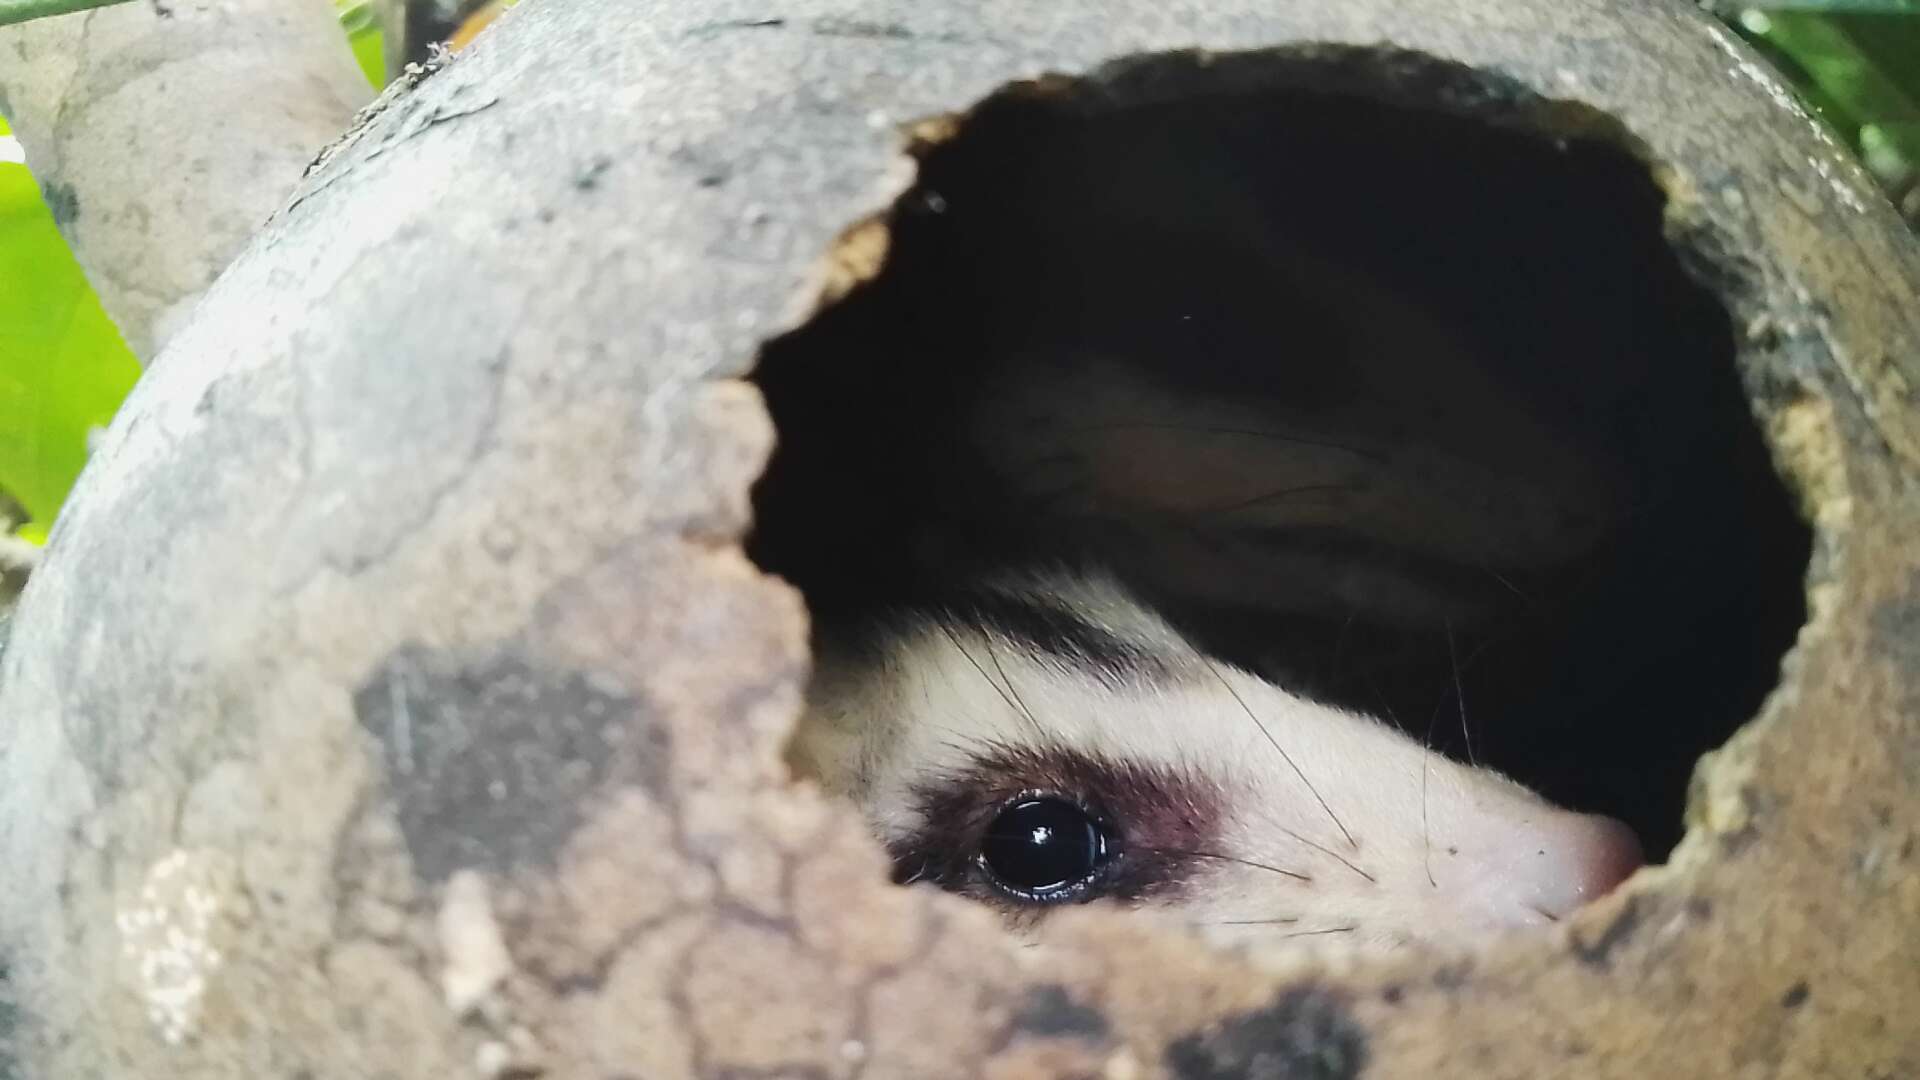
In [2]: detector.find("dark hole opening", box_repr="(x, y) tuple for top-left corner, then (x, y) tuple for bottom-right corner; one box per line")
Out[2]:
(748, 52), (1813, 861)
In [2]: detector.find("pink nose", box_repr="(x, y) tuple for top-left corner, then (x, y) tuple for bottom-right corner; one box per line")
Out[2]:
(1540, 812), (1643, 915)
(1577, 814), (1643, 890)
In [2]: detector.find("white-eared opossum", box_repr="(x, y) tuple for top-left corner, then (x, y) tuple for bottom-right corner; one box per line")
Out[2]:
(790, 569), (1642, 952)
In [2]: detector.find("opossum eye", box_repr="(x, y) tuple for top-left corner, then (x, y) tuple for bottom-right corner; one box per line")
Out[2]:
(978, 795), (1115, 901)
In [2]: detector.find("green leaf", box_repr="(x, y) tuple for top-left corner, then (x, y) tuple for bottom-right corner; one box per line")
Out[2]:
(1756, 13), (1920, 175)
(338, 0), (386, 88)
(0, 163), (140, 537)
(348, 25), (386, 87)
(1727, 11), (1920, 188)
(336, 0), (376, 33)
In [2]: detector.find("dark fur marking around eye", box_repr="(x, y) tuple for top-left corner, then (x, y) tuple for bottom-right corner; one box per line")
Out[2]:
(888, 741), (1227, 918)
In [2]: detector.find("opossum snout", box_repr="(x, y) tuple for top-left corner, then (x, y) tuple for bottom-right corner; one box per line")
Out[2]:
(1511, 810), (1644, 922)
(1409, 803), (1645, 939)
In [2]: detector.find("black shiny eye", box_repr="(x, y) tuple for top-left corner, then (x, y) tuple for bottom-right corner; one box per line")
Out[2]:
(978, 796), (1114, 900)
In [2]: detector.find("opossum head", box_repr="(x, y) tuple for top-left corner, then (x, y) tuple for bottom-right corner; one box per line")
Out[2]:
(791, 570), (1642, 952)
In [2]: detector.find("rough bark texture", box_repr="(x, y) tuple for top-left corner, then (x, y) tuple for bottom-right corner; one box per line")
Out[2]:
(1, 0), (1917, 1077)
(0, 0), (371, 360)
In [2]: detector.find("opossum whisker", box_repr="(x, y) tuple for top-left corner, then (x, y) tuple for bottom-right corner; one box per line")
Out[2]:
(1529, 903), (1561, 924)
(983, 640), (1046, 740)
(1473, 561), (1535, 605)
(1420, 697), (1440, 890)
(1445, 619), (1475, 767)
(1278, 826), (1377, 884)
(1344, 680), (1436, 890)
(1279, 925), (1358, 940)
(1356, 669), (1398, 737)
(927, 733), (996, 771)
(1131, 844), (1314, 884)
(938, 622), (1048, 740)
(1193, 916), (1302, 927)
(1198, 655), (1358, 853)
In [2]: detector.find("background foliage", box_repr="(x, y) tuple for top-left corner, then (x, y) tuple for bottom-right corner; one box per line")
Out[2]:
(0, 113), (138, 545)
(0, 0), (384, 547)
(0, 2), (1914, 544)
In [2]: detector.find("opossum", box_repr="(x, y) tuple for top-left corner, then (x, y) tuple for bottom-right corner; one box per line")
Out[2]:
(789, 568), (1643, 952)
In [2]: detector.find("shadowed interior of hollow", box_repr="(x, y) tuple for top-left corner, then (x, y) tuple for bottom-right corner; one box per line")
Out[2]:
(748, 53), (1813, 860)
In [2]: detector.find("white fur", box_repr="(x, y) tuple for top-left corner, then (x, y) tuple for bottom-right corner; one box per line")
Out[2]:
(792, 571), (1640, 952)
